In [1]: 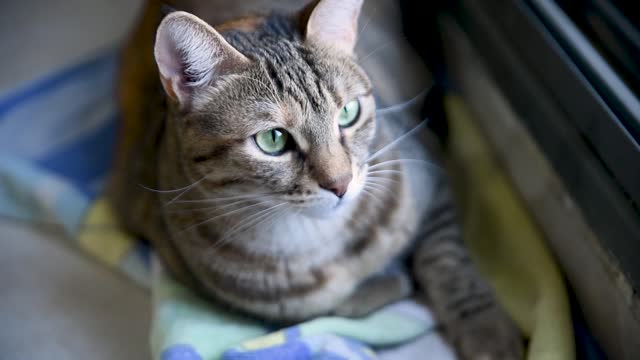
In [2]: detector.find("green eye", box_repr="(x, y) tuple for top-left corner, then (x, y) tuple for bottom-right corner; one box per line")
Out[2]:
(255, 128), (290, 155)
(338, 99), (361, 127)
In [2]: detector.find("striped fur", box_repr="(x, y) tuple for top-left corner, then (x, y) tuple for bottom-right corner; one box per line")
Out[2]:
(110, 0), (522, 358)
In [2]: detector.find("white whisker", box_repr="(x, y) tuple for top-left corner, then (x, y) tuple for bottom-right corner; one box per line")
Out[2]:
(231, 210), (285, 252)
(363, 182), (392, 195)
(208, 217), (268, 252)
(206, 205), (286, 252)
(236, 204), (286, 236)
(368, 158), (442, 172)
(367, 169), (404, 176)
(359, 41), (392, 63)
(262, 207), (289, 235)
(366, 120), (428, 163)
(217, 202), (287, 244)
(375, 87), (432, 117)
(366, 176), (400, 184)
(357, 6), (376, 40)
(360, 188), (385, 206)
(164, 176), (206, 206)
(168, 197), (260, 214)
(171, 191), (275, 205)
(139, 183), (197, 194)
(181, 200), (272, 233)
(140, 176), (206, 206)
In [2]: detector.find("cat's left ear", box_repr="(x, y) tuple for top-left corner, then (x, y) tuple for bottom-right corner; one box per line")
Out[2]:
(302, 0), (364, 54)
(154, 11), (250, 108)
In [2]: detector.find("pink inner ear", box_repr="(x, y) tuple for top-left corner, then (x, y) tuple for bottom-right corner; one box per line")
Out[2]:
(153, 11), (251, 108)
(306, 0), (363, 53)
(155, 30), (187, 103)
(155, 32), (183, 81)
(154, 15), (194, 104)
(158, 75), (181, 103)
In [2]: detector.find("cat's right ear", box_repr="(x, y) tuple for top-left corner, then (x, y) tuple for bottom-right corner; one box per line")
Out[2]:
(154, 11), (249, 108)
(301, 0), (364, 54)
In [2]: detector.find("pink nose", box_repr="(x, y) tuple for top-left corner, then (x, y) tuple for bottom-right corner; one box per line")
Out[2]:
(319, 174), (352, 198)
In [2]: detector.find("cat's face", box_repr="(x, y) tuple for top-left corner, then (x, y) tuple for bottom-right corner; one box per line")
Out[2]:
(181, 57), (374, 218)
(155, 1), (372, 218)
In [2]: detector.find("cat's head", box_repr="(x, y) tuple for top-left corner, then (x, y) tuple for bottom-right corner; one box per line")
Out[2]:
(154, 0), (374, 218)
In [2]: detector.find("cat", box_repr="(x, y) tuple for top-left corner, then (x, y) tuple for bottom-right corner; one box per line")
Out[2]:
(110, 0), (523, 358)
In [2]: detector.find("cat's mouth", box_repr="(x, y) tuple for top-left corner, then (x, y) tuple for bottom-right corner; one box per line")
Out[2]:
(295, 164), (366, 219)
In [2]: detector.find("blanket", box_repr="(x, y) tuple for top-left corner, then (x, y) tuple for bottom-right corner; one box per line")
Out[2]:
(79, 197), (437, 360)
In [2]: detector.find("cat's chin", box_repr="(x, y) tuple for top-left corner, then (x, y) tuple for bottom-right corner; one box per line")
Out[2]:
(297, 199), (349, 219)
(299, 205), (339, 219)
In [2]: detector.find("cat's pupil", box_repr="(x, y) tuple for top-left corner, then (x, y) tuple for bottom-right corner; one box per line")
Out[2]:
(338, 99), (360, 127)
(255, 128), (289, 155)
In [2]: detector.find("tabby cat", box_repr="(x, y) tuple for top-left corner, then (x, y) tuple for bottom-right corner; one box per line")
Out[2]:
(110, 0), (523, 358)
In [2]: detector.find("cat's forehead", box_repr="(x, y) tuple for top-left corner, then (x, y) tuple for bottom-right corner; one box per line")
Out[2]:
(221, 14), (302, 54)
(194, 81), (332, 136)
(220, 14), (365, 96)
(188, 14), (369, 137)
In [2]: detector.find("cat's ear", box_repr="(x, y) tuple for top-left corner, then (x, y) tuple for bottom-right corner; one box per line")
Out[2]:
(302, 0), (364, 54)
(154, 11), (249, 107)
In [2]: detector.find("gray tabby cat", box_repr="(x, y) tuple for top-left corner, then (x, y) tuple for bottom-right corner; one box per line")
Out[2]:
(110, 0), (523, 358)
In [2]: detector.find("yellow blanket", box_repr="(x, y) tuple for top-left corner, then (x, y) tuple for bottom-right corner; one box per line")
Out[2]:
(445, 95), (574, 359)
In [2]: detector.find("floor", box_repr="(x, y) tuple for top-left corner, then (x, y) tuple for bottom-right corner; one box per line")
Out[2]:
(0, 220), (150, 359)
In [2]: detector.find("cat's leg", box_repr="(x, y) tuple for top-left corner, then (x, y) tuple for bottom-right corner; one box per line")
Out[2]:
(412, 178), (523, 360)
(332, 269), (413, 318)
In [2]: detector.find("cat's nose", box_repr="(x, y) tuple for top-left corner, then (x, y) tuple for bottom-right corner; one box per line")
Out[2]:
(319, 173), (352, 198)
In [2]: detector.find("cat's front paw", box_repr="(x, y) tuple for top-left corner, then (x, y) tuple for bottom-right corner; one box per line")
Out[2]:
(449, 305), (523, 360)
